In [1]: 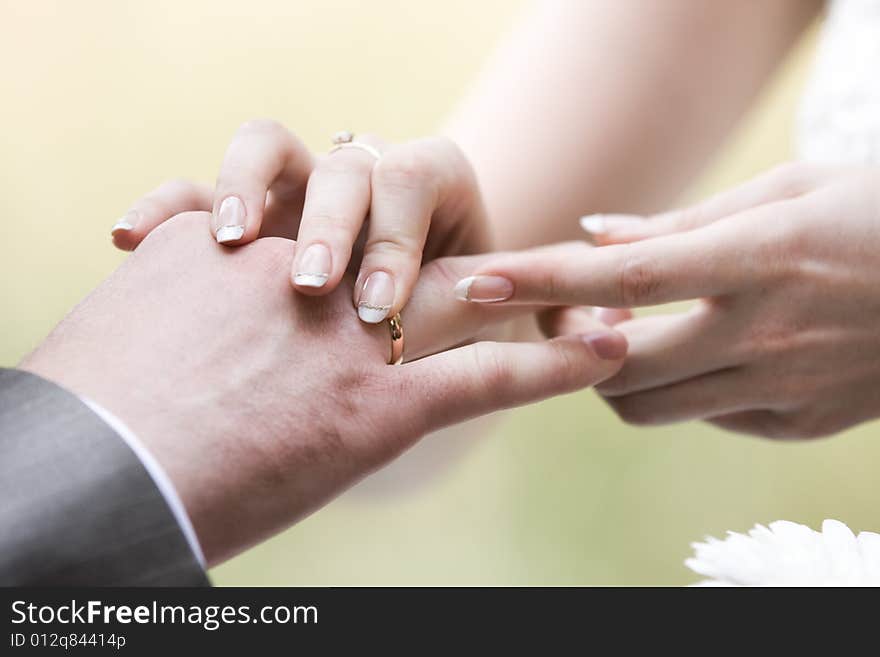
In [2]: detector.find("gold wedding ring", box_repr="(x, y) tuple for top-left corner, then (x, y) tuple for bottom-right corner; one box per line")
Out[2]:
(388, 313), (404, 365)
(330, 131), (396, 362)
(329, 130), (382, 161)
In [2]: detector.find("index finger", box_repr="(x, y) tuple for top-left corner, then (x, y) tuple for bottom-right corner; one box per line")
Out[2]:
(456, 215), (767, 308)
(212, 120), (313, 244)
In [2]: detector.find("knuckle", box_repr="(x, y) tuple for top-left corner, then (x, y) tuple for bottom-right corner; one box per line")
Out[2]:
(364, 232), (423, 260)
(471, 342), (512, 393)
(153, 177), (195, 199)
(432, 136), (480, 192)
(767, 162), (818, 198)
(738, 321), (802, 364)
(373, 148), (437, 192)
(537, 267), (560, 301)
(424, 135), (467, 170)
(528, 246), (590, 301)
(617, 245), (661, 305)
(755, 255), (794, 289)
(424, 134), (460, 154)
(131, 194), (168, 219)
(226, 120), (307, 177)
(416, 136), (479, 204)
(545, 341), (583, 392)
(300, 213), (357, 243)
(747, 212), (807, 284)
(215, 162), (262, 192)
(236, 117), (287, 137)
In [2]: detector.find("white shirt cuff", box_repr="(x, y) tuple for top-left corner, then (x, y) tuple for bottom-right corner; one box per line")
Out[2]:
(80, 397), (206, 568)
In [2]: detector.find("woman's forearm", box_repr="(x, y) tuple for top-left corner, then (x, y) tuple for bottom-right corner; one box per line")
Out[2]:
(445, 0), (822, 250)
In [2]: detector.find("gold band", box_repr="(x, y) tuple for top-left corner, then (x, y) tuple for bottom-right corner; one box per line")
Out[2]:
(388, 313), (404, 365)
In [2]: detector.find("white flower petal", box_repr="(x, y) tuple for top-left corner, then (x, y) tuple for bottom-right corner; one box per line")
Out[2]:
(686, 519), (878, 586)
(856, 531), (880, 584)
(821, 519), (860, 584)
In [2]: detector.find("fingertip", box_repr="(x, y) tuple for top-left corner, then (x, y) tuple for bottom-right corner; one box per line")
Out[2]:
(214, 224), (246, 244)
(541, 331), (628, 393)
(291, 276), (331, 292)
(453, 275), (514, 303)
(581, 330), (628, 361)
(212, 196), (249, 245)
(111, 219), (135, 235)
(291, 242), (333, 293)
(355, 270), (395, 324)
(579, 214), (646, 245)
(291, 272), (340, 295)
(110, 211), (141, 251)
(110, 232), (136, 251)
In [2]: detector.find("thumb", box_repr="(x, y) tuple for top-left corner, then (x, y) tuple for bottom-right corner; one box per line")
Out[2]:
(402, 329), (627, 433)
(537, 306), (633, 338)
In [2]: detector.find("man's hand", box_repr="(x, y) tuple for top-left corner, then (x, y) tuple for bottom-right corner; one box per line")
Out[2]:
(22, 212), (625, 565)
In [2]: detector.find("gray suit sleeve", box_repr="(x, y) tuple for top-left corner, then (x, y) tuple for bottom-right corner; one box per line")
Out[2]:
(0, 368), (208, 586)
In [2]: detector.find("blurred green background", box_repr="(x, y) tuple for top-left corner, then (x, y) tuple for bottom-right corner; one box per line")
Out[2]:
(2, 1), (877, 585)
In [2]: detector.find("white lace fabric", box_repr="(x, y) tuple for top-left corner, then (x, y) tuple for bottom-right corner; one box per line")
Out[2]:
(797, 0), (880, 165)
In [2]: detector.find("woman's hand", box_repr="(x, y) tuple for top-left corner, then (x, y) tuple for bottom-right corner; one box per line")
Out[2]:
(111, 119), (491, 324)
(454, 163), (880, 439)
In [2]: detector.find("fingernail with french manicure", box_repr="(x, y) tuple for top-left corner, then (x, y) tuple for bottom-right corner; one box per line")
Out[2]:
(111, 210), (140, 235)
(453, 275), (514, 303)
(215, 196), (246, 243)
(357, 271), (394, 323)
(579, 214), (644, 236)
(582, 331), (628, 361)
(293, 244), (332, 287)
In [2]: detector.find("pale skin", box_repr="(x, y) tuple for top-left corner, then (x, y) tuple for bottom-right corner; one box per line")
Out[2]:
(462, 164), (880, 438)
(112, 121), (493, 326)
(114, 1), (873, 442)
(26, 212), (626, 565)
(447, 0), (823, 249)
(114, 2), (821, 302)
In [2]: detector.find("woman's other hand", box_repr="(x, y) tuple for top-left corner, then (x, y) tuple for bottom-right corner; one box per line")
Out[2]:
(456, 164), (880, 439)
(111, 119), (491, 324)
